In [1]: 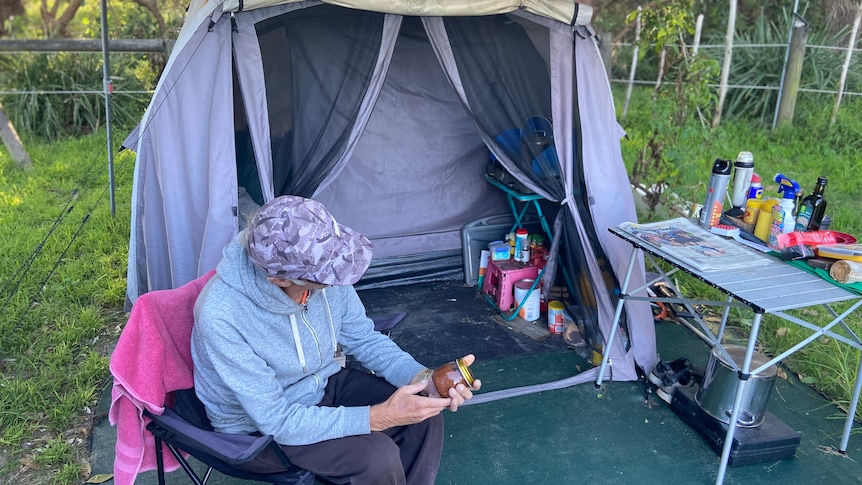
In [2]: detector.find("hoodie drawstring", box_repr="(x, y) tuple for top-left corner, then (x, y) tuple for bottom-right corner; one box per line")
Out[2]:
(321, 289), (337, 354)
(288, 313), (307, 373)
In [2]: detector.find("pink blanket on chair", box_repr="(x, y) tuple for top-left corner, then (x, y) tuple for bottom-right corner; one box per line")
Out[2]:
(108, 270), (215, 485)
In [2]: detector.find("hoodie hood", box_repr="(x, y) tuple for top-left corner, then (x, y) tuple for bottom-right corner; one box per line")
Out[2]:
(217, 231), (301, 315)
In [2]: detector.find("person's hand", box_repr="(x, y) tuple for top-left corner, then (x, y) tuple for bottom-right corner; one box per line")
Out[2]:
(369, 380), (450, 431)
(417, 355), (483, 411)
(443, 354), (482, 412)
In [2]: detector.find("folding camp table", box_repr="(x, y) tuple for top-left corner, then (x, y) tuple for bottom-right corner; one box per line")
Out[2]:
(596, 222), (862, 485)
(483, 174), (553, 237)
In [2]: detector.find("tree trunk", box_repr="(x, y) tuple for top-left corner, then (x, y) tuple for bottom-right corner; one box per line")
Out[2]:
(40, 0), (82, 38)
(824, 0), (860, 38)
(0, 102), (32, 171)
(0, 0), (25, 37)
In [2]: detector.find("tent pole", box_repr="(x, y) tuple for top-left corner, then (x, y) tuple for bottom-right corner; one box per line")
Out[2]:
(100, 0), (116, 215)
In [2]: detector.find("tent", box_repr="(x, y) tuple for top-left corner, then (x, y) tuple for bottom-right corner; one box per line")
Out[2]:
(124, 0), (656, 393)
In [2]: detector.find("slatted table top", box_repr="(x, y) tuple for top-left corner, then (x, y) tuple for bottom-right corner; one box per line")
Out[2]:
(610, 226), (860, 313)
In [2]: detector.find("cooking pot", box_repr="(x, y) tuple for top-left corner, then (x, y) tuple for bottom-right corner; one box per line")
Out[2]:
(695, 345), (777, 428)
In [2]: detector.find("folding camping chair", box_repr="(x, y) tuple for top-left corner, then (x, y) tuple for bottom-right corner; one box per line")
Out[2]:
(143, 313), (408, 485)
(111, 269), (408, 485)
(144, 312), (407, 485)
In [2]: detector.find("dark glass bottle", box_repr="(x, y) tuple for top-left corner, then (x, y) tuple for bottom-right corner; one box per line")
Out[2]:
(431, 358), (476, 396)
(794, 177), (828, 231)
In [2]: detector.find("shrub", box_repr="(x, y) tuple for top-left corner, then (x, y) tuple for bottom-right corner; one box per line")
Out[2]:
(0, 52), (151, 141)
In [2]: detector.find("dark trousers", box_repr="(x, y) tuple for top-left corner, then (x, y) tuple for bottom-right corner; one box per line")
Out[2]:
(243, 367), (444, 485)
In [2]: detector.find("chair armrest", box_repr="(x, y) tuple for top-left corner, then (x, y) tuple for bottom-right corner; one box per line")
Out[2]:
(371, 311), (407, 333)
(145, 408), (273, 466)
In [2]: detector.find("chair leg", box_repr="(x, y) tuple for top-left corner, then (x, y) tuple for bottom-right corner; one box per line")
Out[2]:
(164, 441), (207, 485)
(153, 436), (166, 485)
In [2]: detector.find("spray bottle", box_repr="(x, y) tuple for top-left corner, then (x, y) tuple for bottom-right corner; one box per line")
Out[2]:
(767, 174), (800, 249)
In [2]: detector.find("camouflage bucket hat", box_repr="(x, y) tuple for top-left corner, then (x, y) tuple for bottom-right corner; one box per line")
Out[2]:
(247, 195), (373, 286)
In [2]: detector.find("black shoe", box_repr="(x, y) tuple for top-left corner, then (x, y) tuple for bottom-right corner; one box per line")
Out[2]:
(650, 359), (697, 403)
(648, 357), (692, 387)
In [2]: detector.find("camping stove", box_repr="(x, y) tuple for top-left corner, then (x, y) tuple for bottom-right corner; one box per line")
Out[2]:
(670, 385), (801, 466)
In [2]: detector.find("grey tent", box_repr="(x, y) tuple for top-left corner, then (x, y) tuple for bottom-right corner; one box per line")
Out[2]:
(124, 0), (656, 393)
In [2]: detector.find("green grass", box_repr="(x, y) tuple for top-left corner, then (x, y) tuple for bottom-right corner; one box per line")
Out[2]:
(0, 133), (133, 484)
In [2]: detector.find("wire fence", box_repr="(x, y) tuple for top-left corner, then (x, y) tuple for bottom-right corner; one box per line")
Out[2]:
(1, 45), (859, 97)
(608, 41), (862, 98)
(0, 19), (860, 126)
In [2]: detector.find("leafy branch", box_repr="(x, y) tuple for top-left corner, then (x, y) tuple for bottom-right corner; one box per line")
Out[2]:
(626, 0), (720, 216)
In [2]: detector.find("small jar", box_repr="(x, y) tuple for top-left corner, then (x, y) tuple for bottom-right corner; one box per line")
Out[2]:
(743, 198), (763, 225)
(431, 358), (476, 396)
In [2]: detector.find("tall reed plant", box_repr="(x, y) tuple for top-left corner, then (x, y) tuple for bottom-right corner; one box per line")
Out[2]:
(710, 7), (862, 123)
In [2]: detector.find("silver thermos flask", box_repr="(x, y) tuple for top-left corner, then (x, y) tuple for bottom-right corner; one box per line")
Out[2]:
(698, 158), (732, 228)
(730, 151), (755, 211)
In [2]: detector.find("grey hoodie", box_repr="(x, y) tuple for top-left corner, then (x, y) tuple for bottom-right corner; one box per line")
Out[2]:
(190, 232), (426, 445)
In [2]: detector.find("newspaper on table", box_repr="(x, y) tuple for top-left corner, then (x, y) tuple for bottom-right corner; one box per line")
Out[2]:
(618, 217), (771, 272)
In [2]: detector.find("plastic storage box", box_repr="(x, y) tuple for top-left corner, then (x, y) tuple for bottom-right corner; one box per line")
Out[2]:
(461, 214), (539, 286)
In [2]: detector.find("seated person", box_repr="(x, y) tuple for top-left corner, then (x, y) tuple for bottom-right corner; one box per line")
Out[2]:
(191, 195), (480, 485)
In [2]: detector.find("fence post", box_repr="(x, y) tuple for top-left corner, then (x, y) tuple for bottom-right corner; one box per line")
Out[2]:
(712, 0), (738, 128)
(100, 0), (116, 215)
(775, 15), (809, 129)
(654, 48), (666, 96)
(622, 6), (642, 120)
(693, 14), (704, 55)
(831, 2), (862, 126)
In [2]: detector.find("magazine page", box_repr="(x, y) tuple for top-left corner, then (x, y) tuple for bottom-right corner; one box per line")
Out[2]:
(618, 217), (771, 272)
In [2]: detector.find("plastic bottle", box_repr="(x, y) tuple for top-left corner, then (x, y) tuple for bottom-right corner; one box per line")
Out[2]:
(730, 151), (755, 210)
(794, 176), (828, 231)
(515, 228), (529, 263)
(743, 198), (763, 225)
(698, 158), (732, 228)
(767, 174), (800, 249)
(753, 198), (778, 242)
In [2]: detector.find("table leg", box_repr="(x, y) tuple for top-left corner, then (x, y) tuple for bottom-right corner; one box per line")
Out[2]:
(716, 294), (734, 341)
(715, 310), (764, 485)
(595, 245), (639, 387)
(840, 355), (862, 453)
(532, 200), (553, 239)
(505, 194), (532, 233)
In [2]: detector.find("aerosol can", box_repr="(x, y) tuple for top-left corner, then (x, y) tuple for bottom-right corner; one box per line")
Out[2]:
(698, 158), (733, 228)
(767, 174), (800, 249)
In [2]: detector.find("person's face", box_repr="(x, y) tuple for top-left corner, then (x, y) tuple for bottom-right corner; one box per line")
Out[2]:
(295, 279), (329, 290)
(266, 277), (329, 290)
